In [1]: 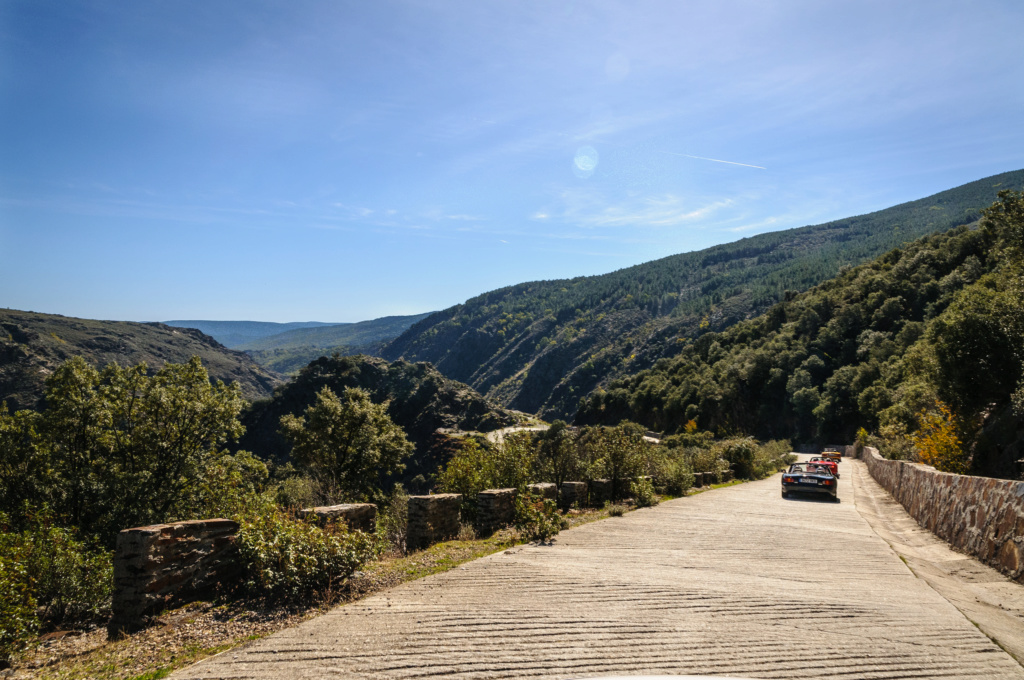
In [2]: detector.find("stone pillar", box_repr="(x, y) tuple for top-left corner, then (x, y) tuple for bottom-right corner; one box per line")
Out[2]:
(559, 481), (587, 509)
(590, 479), (613, 506)
(722, 470), (734, 482)
(297, 503), (377, 533)
(476, 488), (518, 535)
(527, 482), (557, 500)
(407, 494), (462, 551)
(693, 472), (704, 488)
(109, 519), (239, 636)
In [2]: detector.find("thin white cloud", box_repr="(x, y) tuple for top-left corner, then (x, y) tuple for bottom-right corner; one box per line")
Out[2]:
(559, 190), (734, 229)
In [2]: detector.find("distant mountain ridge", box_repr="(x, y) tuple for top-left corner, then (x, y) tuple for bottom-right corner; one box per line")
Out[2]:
(167, 313), (434, 375)
(1, 309), (283, 410)
(163, 320), (339, 348)
(383, 168), (1024, 420)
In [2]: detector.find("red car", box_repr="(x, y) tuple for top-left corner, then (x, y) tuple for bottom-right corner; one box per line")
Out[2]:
(808, 457), (839, 478)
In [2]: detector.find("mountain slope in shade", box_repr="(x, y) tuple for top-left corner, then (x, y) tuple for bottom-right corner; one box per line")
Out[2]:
(383, 169), (1024, 420)
(1, 309), (283, 410)
(236, 354), (518, 485)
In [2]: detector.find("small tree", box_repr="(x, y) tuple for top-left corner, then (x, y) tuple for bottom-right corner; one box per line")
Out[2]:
(280, 386), (413, 502)
(536, 420), (580, 489)
(912, 402), (969, 474)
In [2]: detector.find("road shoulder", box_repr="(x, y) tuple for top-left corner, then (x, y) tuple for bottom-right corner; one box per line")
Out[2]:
(851, 458), (1024, 665)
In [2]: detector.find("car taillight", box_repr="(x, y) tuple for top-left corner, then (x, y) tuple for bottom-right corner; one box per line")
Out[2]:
(783, 477), (794, 483)
(823, 479), (833, 485)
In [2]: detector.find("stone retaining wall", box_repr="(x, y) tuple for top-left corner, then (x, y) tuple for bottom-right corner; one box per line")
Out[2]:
(109, 519), (239, 635)
(859, 445), (1024, 582)
(476, 488), (518, 535)
(559, 481), (587, 509)
(527, 482), (557, 500)
(297, 503), (377, 533)
(407, 494), (462, 551)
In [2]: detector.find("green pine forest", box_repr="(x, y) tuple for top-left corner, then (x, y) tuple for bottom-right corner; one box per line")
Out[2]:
(577, 190), (1024, 478)
(383, 169), (1024, 421)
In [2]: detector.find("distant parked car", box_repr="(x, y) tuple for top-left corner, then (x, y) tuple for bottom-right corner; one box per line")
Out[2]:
(808, 456), (839, 478)
(781, 463), (838, 501)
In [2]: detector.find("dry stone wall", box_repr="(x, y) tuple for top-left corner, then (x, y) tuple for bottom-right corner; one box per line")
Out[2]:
(297, 503), (377, 533)
(860, 445), (1024, 582)
(476, 488), (518, 535)
(110, 519), (239, 635)
(527, 482), (557, 500)
(590, 479), (613, 506)
(407, 494), (462, 550)
(559, 481), (587, 509)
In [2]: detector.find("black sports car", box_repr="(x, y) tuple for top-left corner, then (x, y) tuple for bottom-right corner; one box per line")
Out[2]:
(781, 463), (838, 500)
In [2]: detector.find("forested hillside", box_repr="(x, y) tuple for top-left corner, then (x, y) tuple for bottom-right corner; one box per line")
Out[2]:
(578, 191), (1024, 478)
(384, 169), (1024, 420)
(0, 309), (282, 408)
(236, 354), (518, 487)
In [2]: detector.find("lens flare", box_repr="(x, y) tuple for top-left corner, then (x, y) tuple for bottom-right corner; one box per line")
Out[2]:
(574, 146), (599, 178)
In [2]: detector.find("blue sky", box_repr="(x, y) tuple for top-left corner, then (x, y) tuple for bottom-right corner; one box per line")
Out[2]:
(2, 1), (1022, 322)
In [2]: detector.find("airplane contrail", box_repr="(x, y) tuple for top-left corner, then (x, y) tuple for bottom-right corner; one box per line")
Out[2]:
(660, 150), (767, 170)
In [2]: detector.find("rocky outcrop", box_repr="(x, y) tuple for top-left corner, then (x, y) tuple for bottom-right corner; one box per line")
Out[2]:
(109, 519), (239, 636)
(297, 503), (377, 533)
(407, 494), (462, 550)
(860, 445), (1024, 583)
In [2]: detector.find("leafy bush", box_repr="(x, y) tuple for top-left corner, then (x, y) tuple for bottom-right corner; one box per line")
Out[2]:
(751, 439), (796, 479)
(376, 484), (409, 555)
(719, 438), (758, 479)
(607, 504), (627, 517)
(0, 554), (36, 665)
(235, 509), (377, 603)
(514, 494), (564, 543)
(662, 459), (695, 496)
(0, 514), (112, 629)
(630, 477), (659, 507)
(870, 422), (916, 460)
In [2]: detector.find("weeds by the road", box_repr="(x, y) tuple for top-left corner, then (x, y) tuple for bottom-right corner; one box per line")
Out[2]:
(8, 504), (621, 680)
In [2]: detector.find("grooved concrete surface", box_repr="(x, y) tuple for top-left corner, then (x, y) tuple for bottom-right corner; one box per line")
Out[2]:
(175, 461), (1024, 679)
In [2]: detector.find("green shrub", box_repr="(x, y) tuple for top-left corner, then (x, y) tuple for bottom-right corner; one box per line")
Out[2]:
(663, 460), (695, 496)
(630, 477), (659, 508)
(376, 484), (409, 555)
(607, 504), (627, 517)
(514, 494), (563, 543)
(235, 509), (377, 603)
(0, 514), (112, 628)
(0, 555), (36, 664)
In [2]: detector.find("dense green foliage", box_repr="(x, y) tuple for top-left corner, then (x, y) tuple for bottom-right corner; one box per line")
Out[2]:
(513, 494), (566, 543)
(280, 386), (414, 502)
(0, 309), (281, 411)
(0, 356), (248, 543)
(385, 170), (1024, 420)
(437, 422), (791, 508)
(235, 509), (377, 603)
(237, 354), (516, 487)
(579, 191), (1024, 477)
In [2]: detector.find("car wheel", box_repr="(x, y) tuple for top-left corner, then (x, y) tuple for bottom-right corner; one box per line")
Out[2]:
(781, 490), (788, 499)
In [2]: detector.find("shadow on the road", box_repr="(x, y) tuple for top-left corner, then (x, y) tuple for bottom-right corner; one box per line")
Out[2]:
(783, 494), (841, 503)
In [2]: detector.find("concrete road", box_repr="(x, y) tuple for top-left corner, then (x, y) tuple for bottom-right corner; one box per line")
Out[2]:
(175, 459), (1024, 679)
